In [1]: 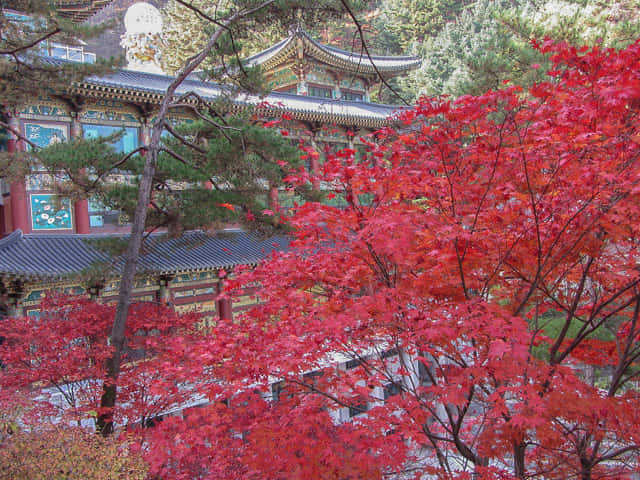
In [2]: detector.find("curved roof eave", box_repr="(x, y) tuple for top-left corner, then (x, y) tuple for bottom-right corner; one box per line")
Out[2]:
(243, 27), (421, 75)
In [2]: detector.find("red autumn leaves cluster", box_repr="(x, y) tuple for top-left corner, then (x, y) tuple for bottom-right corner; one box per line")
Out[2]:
(224, 39), (640, 479)
(3, 39), (640, 479)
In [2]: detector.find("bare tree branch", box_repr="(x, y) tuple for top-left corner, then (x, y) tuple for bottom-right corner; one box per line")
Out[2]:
(162, 121), (207, 153)
(0, 119), (39, 150)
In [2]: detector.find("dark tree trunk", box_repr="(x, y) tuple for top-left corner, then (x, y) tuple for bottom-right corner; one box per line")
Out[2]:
(513, 441), (526, 479)
(95, 4), (269, 434)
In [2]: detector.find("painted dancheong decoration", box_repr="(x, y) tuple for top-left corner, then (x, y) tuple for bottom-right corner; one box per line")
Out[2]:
(24, 123), (68, 149)
(30, 194), (72, 230)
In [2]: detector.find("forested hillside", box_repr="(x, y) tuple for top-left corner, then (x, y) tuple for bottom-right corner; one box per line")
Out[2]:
(399, 0), (640, 100)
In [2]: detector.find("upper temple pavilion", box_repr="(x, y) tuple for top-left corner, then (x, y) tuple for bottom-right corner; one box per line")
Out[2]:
(0, 1), (419, 317)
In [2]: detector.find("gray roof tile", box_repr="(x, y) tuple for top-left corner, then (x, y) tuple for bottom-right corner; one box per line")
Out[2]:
(82, 69), (405, 122)
(0, 230), (288, 279)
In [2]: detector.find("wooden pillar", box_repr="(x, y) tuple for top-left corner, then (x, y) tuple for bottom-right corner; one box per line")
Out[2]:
(9, 182), (28, 233)
(74, 199), (90, 234)
(7, 114), (29, 233)
(71, 114), (90, 234)
(216, 276), (232, 320)
(363, 78), (371, 102)
(347, 131), (355, 150)
(0, 280), (8, 318)
(309, 134), (321, 190)
(333, 72), (342, 100)
(219, 298), (232, 320)
(0, 202), (5, 237)
(141, 120), (151, 147)
(8, 280), (24, 318)
(156, 275), (173, 305)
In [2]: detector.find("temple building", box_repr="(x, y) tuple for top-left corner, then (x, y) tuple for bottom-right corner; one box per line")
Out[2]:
(0, 1), (419, 317)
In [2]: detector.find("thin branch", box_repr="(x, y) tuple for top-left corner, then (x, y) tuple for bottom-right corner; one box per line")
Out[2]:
(173, 91), (233, 128)
(0, 119), (39, 150)
(162, 121), (207, 153)
(174, 0), (226, 29)
(337, 0), (412, 106)
(159, 146), (196, 167)
(174, 0), (271, 83)
(89, 146), (146, 190)
(548, 256), (594, 363)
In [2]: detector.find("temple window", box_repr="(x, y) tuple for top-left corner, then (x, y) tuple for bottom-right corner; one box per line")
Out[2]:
(341, 90), (364, 102)
(82, 125), (139, 153)
(88, 197), (123, 228)
(307, 85), (333, 99)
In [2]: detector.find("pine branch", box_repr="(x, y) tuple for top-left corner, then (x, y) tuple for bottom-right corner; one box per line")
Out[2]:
(0, 27), (61, 55)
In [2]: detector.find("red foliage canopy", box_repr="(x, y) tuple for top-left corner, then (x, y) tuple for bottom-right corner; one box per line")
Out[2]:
(3, 40), (640, 480)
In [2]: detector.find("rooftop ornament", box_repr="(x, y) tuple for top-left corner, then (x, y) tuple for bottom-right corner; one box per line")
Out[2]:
(120, 2), (165, 75)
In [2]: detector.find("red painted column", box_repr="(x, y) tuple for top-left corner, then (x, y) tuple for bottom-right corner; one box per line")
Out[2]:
(310, 135), (321, 190)
(0, 204), (5, 236)
(7, 115), (29, 233)
(216, 276), (233, 320)
(71, 114), (90, 234)
(74, 199), (90, 234)
(9, 181), (28, 233)
(219, 298), (233, 320)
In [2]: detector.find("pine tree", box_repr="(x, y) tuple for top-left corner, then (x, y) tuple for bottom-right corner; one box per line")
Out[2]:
(376, 0), (467, 51)
(162, 0), (287, 75)
(402, 0), (640, 99)
(0, 1), (113, 178)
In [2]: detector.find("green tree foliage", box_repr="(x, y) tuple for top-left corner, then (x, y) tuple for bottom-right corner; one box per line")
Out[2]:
(400, 0), (538, 98)
(0, 1), (114, 179)
(376, 0), (466, 51)
(162, 0), (283, 75)
(401, 0), (640, 99)
(34, 107), (300, 236)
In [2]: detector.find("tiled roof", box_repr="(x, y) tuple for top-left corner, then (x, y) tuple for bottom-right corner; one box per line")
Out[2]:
(72, 68), (407, 128)
(0, 229), (288, 279)
(244, 27), (421, 75)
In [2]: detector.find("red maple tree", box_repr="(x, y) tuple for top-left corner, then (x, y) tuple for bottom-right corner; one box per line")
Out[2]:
(204, 39), (640, 479)
(0, 296), (210, 435)
(3, 39), (640, 480)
